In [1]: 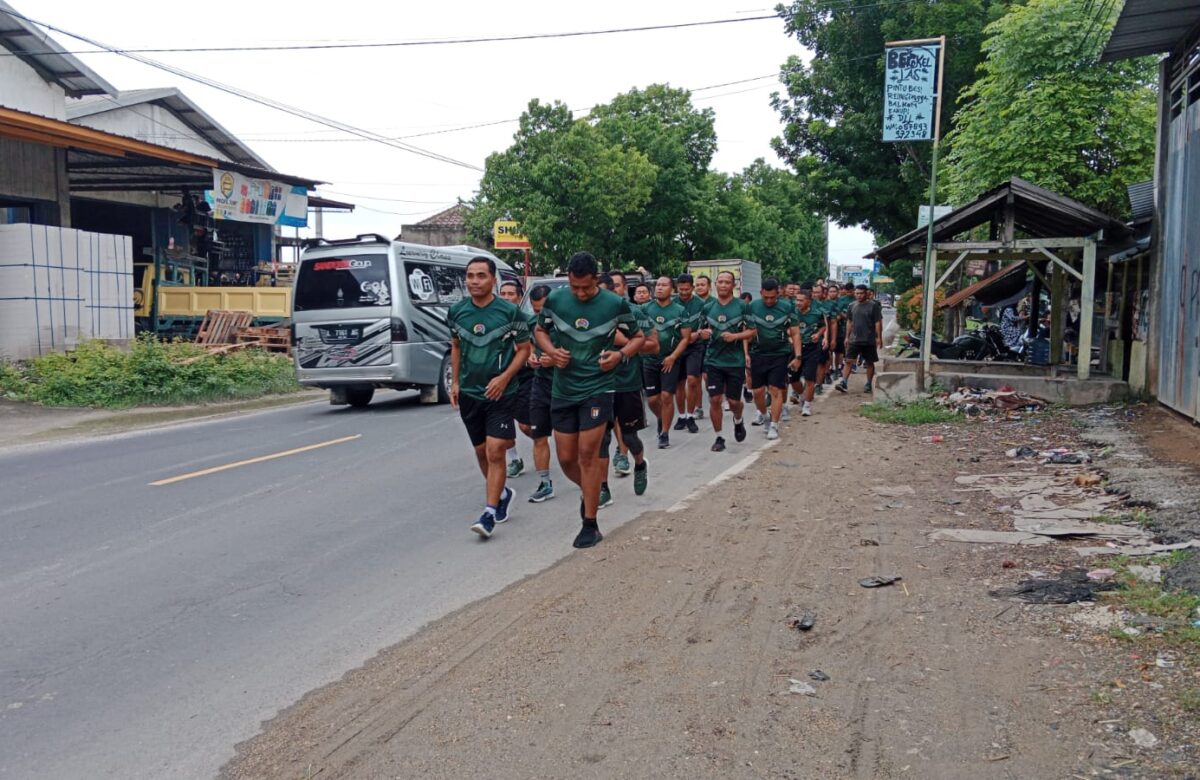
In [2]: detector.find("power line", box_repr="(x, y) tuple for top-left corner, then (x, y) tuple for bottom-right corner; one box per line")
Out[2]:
(2, 8), (484, 172)
(0, 14), (779, 55)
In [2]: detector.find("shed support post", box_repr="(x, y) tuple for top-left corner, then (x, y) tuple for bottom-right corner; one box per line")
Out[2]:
(1050, 261), (1064, 365)
(1078, 237), (1097, 380)
(921, 249), (938, 389)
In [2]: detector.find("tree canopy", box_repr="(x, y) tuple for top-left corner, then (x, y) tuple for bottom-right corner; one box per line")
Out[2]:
(941, 0), (1158, 217)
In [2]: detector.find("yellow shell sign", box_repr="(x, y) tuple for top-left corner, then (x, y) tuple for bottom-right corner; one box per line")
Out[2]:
(219, 171), (235, 199)
(493, 220), (530, 250)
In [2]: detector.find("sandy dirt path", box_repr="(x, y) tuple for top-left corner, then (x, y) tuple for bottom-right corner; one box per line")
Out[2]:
(224, 390), (1107, 779)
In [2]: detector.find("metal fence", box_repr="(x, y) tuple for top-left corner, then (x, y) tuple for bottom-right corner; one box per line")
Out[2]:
(1159, 47), (1200, 422)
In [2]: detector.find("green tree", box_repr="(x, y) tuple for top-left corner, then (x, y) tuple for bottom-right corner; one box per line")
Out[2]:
(466, 99), (656, 273)
(770, 0), (1014, 240)
(942, 0), (1157, 216)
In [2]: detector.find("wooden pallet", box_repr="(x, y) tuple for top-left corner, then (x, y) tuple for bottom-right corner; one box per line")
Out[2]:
(195, 309), (253, 345)
(235, 325), (291, 355)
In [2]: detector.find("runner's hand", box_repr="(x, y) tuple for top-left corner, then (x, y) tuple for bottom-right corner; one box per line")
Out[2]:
(822, 337), (828, 349)
(721, 331), (738, 343)
(662, 355), (677, 373)
(876, 337), (883, 349)
(449, 384), (460, 409)
(548, 346), (571, 368)
(788, 358), (801, 371)
(699, 328), (713, 341)
(527, 354), (541, 369)
(811, 333), (822, 343)
(483, 375), (510, 400)
(598, 350), (622, 372)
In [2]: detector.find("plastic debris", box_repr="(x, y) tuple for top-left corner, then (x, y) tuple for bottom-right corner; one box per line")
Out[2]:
(808, 670), (830, 682)
(989, 569), (1117, 604)
(859, 575), (902, 588)
(1086, 568), (1116, 582)
(923, 435), (945, 443)
(790, 612), (816, 632)
(1127, 564), (1163, 584)
(788, 679), (817, 696)
(936, 386), (1047, 418)
(1129, 728), (1159, 749)
(860, 538), (880, 546)
(1006, 445), (1038, 459)
(1048, 451), (1090, 465)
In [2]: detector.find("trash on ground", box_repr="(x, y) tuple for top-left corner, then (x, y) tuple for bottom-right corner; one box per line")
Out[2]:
(1048, 451), (1091, 465)
(1128, 564), (1163, 584)
(1006, 445), (1038, 459)
(788, 679), (817, 696)
(928, 529), (1053, 546)
(1012, 516), (1150, 543)
(937, 386), (1047, 418)
(808, 670), (830, 682)
(871, 485), (916, 497)
(860, 538), (880, 546)
(923, 435), (945, 443)
(989, 569), (1117, 604)
(1073, 473), (1103, 488)
(1155, 655), (1176, 668)
(789, 612), (816, 632)
(1086, 568), (1116, 582)
(1129, 728), (1159, 749)
(1074, 539), (1200, 557)
(859, 575), (903, 588)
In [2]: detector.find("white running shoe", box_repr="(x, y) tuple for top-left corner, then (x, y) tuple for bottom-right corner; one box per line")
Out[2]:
(766, 424), (780, 441)
(780, 406), (791, 422)
(802, 401), (812, 417)
(696, 406), (705, 420)
(751, 411), (767, 426)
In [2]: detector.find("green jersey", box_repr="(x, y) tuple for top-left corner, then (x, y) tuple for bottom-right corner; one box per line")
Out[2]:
(675, 294), (707, 352)
(537, 287), (640, 403)
(448, 296), (530, 400)
(643, 299), (689, 363)
(525, 311), (543, 380)
(614, 303), (652, 392)
(748, 298), (797, 356)
(795, 305), (825, 345)
(701, 297), (751, 369)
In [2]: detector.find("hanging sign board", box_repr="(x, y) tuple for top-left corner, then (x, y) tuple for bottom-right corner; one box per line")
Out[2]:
(917, 204), (954, 228)
(493, 220), (530, 249)
(882, 43), (940, 141)
(206, 169), (308, 227)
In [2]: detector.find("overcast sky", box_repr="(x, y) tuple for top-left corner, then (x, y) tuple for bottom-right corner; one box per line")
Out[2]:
(30, 0), (876, 269)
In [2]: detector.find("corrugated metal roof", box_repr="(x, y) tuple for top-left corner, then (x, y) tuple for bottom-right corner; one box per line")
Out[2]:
(1101, 0), (1200, 62)
(66, 88), (270, 169)
(0, 1), (116, 97)
(869, 177), (1132, 263)
(1127, 180), (1155, 221)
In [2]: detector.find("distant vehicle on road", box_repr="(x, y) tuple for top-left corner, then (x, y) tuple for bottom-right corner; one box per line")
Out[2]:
(292, 235), (515, 407)
(686, 259), (762, 299)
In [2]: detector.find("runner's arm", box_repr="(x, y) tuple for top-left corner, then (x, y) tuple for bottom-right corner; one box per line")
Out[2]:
(534, 324), (570, 367)
(448, 337), (462, 408)
(662, 327), (691, 371)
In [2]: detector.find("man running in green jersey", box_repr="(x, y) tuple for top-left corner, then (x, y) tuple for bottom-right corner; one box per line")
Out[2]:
(498, 280), (533, 478)
(596, 271), (657, 504)
(831, 282), (855, 374)
(642, 276), (692, 450)
(672, 274), (707, 434)
(812, 283), (833, 393)
(694, 274), (712, 303)
(534, 252), (644, 548)
(793, 284), (827, 417)
(787, 282), (807, 406)
(748, 278), (802, 441)
(698, 270), (755, 452)
(633, 283), (652, 305)
(525, 284), (556, 503)
(448, 257), (532, 539)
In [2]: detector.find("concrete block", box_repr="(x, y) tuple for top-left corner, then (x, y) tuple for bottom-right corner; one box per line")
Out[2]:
(874, 372), (921, 403)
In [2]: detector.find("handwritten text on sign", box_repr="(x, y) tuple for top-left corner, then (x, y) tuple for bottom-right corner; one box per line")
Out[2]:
(883, 45), (939, 142)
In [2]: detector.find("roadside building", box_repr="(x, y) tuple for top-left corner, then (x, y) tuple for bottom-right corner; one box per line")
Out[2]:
(400, 204), (470, 246)
(1103, 0), (1200, 423)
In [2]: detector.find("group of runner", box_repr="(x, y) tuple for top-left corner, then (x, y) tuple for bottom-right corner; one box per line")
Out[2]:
(446, 252), (883, 550)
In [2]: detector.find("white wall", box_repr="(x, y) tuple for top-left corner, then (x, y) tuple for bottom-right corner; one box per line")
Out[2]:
(72, 104), (228, 161)
(0, 55), (67, 119)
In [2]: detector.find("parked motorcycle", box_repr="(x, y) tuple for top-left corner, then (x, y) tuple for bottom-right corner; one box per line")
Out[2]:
(899, 324), (1021, 362)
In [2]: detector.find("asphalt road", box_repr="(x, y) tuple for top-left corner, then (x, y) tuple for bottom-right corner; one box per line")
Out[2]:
(0, 391), (772, 779)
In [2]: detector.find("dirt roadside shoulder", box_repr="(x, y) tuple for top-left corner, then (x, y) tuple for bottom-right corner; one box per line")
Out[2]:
(0, 391), (323, 450)
(223, 391), (1156, 780)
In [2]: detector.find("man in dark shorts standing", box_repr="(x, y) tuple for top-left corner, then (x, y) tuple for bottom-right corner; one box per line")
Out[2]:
(672, 273), (707, 433)
(698, 270), (754, 452)
(836, 284), (884, 393)
(793, 284), (827, 417)
(642, 276), (691, 449)
(448, 257), (532, 539)
(748, 278), (801, 441)
(534, 252), (644, 548)
(525, 284), (556, 503)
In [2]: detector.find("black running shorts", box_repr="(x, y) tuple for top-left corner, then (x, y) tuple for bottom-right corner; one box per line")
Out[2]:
(798, 342), (822, 382)
(550, 393), (614, 434)
(846, 342), (880, 364)
(612, 389), (647, 432)
(529, 375), (553, 438)
(705, 365), (744, 399)
(682, 346), (705, 378)
(642, 359), (682, 396)
(458, 392), (518, 447)
(512, 373), (533, 426)
(750, 353), (789, 390)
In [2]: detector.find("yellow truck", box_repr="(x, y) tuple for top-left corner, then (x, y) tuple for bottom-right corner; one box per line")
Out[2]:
(134, 261), (290, 336)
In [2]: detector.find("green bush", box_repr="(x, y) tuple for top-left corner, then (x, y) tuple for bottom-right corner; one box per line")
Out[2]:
(1, 336), (300, 408)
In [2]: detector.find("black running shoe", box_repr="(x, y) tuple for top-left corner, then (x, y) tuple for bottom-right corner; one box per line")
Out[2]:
(573, 520), (603, 548)
(742, 387), (753, 403)
(673, 417), (687, 431)
(711, 436), (726, 452)
(686, 417), (699, 434)
(658, 432), (670, 449)
(734, 420), (747, 442)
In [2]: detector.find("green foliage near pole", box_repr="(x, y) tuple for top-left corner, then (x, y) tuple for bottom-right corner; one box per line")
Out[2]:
(467, 87), (826, 277)
(942, 0), (1158, 216)
(771, 0), (1014, 239)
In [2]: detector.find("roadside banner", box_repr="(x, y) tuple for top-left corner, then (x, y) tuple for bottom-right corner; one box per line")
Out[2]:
(493, 220), (530, 249)
(882, 43), (941, 142)
(206, 169), (308, 227)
